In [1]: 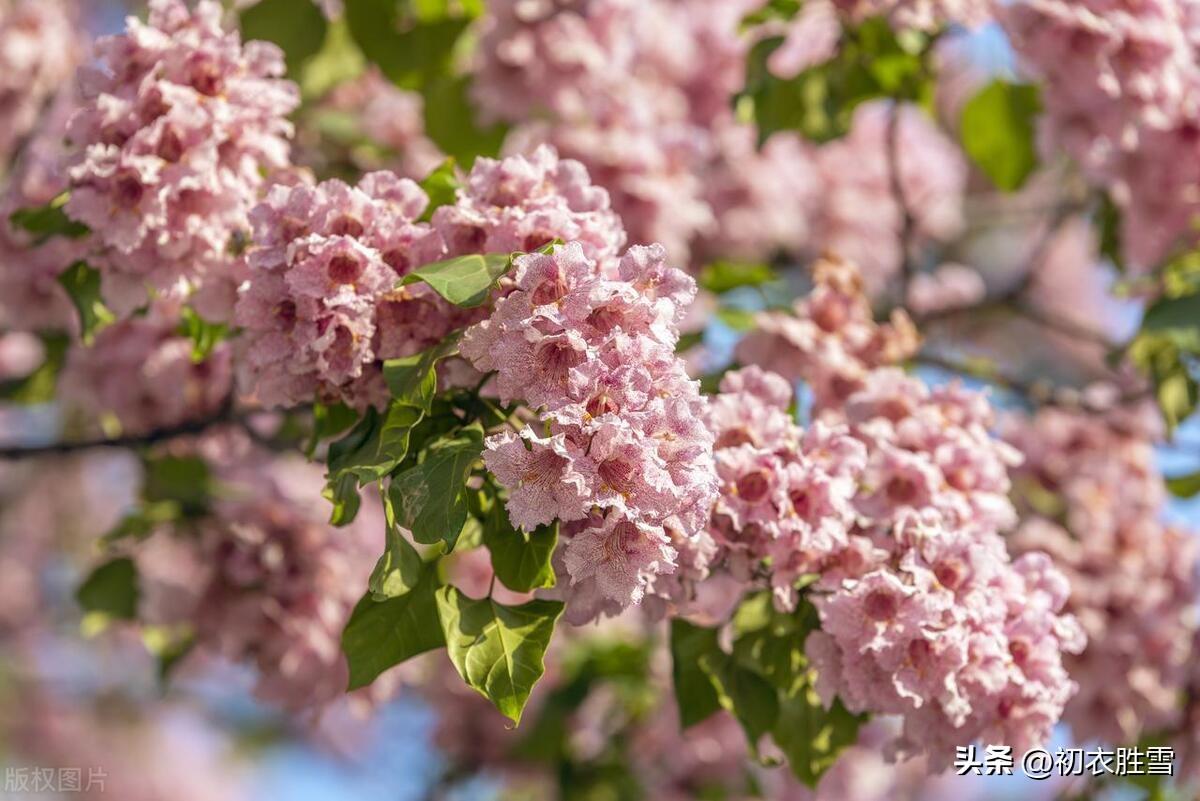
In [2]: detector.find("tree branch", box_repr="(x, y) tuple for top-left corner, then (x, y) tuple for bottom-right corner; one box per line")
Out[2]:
(886, 102), (918, 290)
(0, 399), (249, 460)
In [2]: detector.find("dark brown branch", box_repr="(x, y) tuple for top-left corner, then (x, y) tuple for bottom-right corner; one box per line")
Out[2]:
(0, 399), (243, 460)
(886, 102), (918, 289)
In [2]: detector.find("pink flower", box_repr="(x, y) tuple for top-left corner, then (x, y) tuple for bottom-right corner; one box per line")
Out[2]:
(561, 509), (676, 605)
(62, 0), (300, 318)
(482, 430), (591, 531)
(767, 0), (842, 79)
(463, 241), (716, 616)
(0, 0), (83, 168)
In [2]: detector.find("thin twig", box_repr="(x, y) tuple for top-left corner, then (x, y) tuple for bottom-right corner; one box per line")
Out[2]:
(0, 398), (273, 460)
(886, 102), (918, 290)
(914, 351), (1149, 412)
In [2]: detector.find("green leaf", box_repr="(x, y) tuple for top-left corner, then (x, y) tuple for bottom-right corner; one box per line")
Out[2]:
(57, 262), (114, 345)
(399, 252), (513, 307)
(76, 557), (139, 620)
(9, 193), (89, 243)
(740, 18), (930, 145)
(731, 593), (819, 694)
(324, 472), (363, 526)
(0, 332), (69, 405)
(698, 651), (780, 749)
(177, 307), (229, 363)
(100, 500), (181, 546)
(484, 502), (558, 592)
(388, 426), (483, 550)
(669, 619), (723, 728)
(344, 0), (468, 89)
(418, 157), (461, 222)
(326, 400), (425, 487)
(240, 0), (329, 73)
(1167, 470), (1200, 498)
(699, 261), (776, 294)
(421, 75), (508, 164)
(1096, 191), (1126, 272)
(369, 493), (427, 598)
(1143, 293), (1200, 333)
(716, 306), (758, 332)
(343, 565), (444, 690)
(1128, 331), (1199, 431)
(435, 586), (564, 724)
(300, 17), (367, 99)
(143, 454), (211, 517)
(381, 333), (461, 411)
(960, 80), (1041, 191)
(773, 687), (864, 787)
(307, 402), (359, 456)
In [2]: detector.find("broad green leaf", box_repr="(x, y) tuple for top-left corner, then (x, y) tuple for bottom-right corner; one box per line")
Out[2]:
(669, 619), (723, 728)
(369, 492), (427, 598)
(381, 333), (462, 411)
(388, 427), (483, 549)
(484, 503), (558, 592)
(57, 262), (114, 345)
(307, 402), (359, 456)
(240, 0), (329, 73)
(435, 586), (564, 724)
(1143, 292), (1200, 333)
(177, 307), (229, 363)
(731, 593), (820, 694)
(324, 472), (362, 526)
(143, 455), (211, 517)
(100, 501), (181, 546)
(300, 17), (367, 99)
(418, 157), (461, 222)
(1128, 332), (1199, 430)
(399, 253), (513, 307)
(344, 0), (468, 89)
(9, 193), (89, 243)
(326, 401), (425, 487)
(773, 687), (864, 787)
(1167, 471), (1200, 498)
(716, 306), (758, 332)
(0, 332), (68, 405)
(699, 261), (776, 294)
(421, 75), (508, 164)
(698, 651), (780, 749)
(343, 565), (444, 690)
(740, 18), (930, 145)
(960, 80), (1041, 191)
(76, 557), (139, 620)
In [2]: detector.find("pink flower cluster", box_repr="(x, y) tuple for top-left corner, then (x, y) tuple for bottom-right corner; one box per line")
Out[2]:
(0, 0), (82, 170)
(0, 90), (84, 333)
(237, 145), (626, 410)
(810, 101), (967, 292)
(737, 255), (921, 413)
(62, 0), (299, 318)
(1005, 406), (1200, 745)
(1002, 0), (1200, 270)
(59, 302), (233, 435)
(460, 241), (718, 623)
(728, 258), (1084, 763)
(474, 0), (821, 266)
(135, 439), (385, 712)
